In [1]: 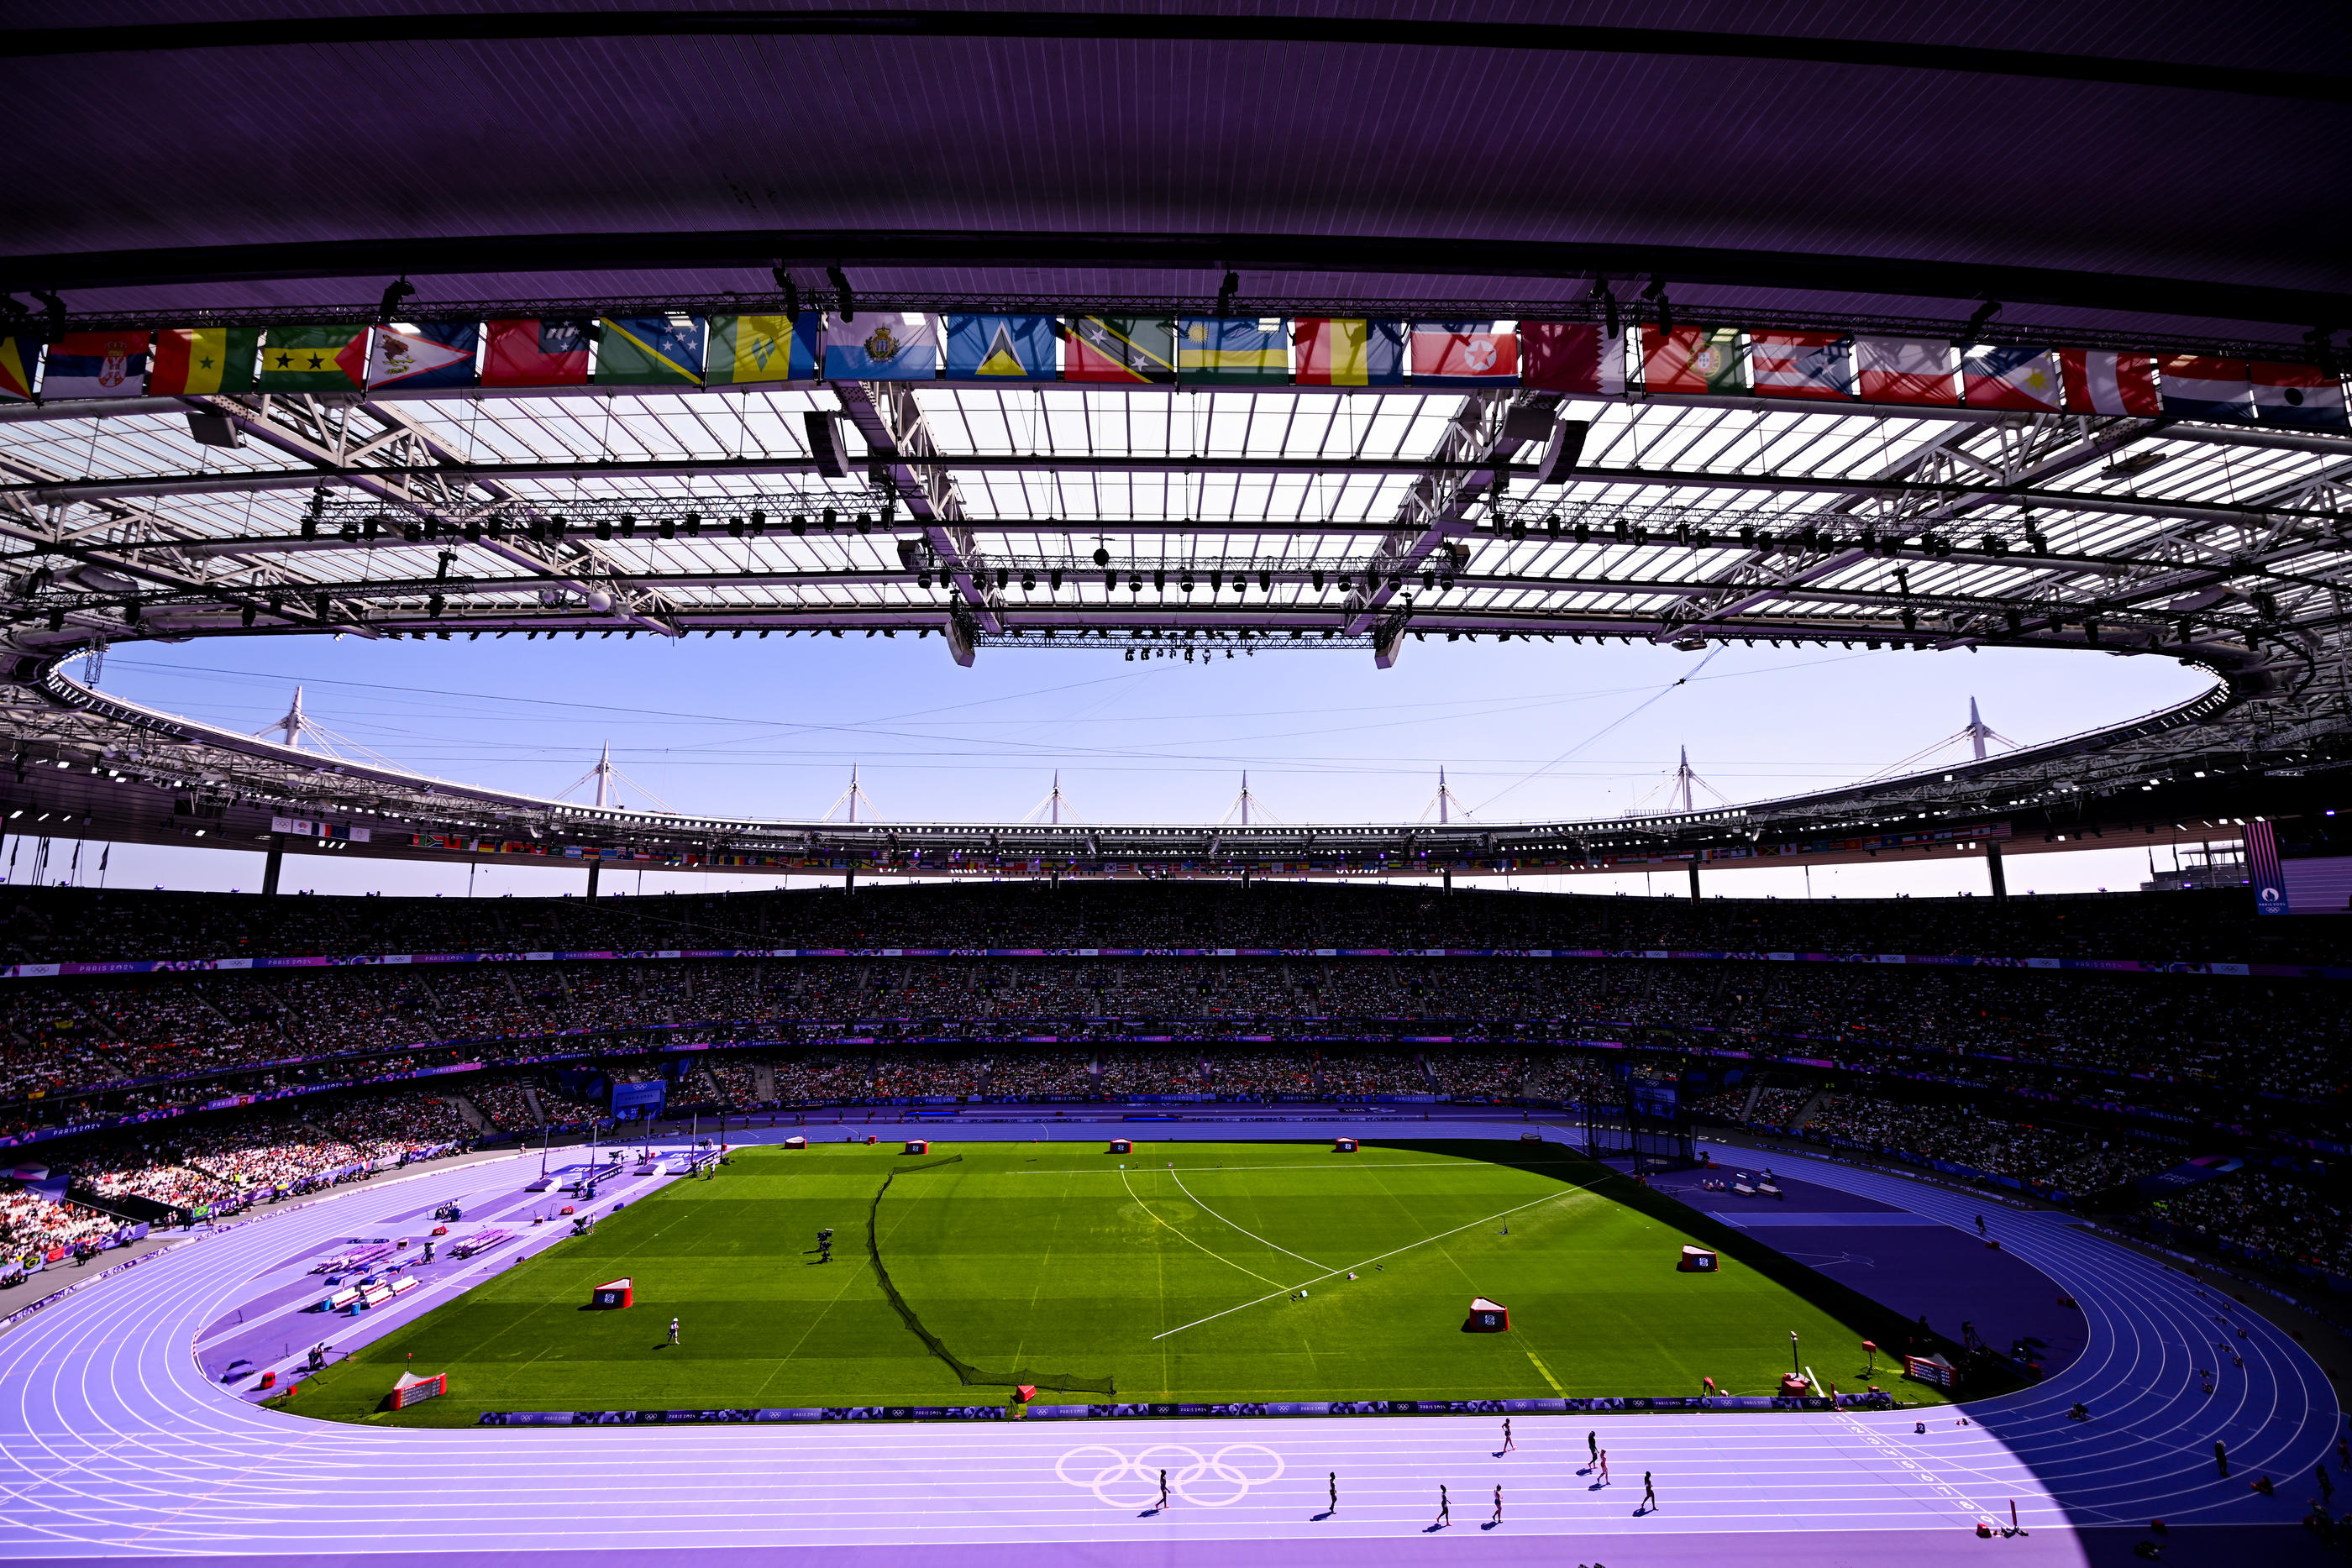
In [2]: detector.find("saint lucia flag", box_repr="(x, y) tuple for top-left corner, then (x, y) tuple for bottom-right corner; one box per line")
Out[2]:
(1178, 317), (1291, 385)
(367, 323), (478, 390)
(595, 316), (706, 385)
(944, 315), (1058, 380)
(39, 332), (152, 400)
(707, 313), (818, 384)
(822, 315), (941, 380)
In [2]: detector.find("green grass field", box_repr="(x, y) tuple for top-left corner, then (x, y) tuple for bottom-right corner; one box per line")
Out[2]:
(296, 1140), (1938, 1424)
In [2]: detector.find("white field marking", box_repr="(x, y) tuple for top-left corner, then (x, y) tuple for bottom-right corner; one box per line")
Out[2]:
(1008, 1159), (1586, 1177)
(1117, 1168), (1289, 1288)
(1151, 1185), (1578, 1340)
(1166, 1168), (1333, 1270)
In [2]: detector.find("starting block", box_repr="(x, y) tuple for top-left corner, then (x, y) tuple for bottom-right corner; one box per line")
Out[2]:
(1334, 1137), (1358, 1153)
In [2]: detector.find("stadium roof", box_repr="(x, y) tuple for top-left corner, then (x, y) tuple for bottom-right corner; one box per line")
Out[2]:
(0, 3), (2345, 868)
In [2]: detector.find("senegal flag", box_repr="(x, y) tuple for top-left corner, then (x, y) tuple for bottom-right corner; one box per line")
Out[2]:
(257, 326), (369, 391)
(149, 328), (262, 394)
(706, 313), (816, 384)
(595, 316), (706, 385)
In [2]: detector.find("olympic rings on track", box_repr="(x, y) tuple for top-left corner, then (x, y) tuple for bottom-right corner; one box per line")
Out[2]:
(1056, 1442), (1284, 1508)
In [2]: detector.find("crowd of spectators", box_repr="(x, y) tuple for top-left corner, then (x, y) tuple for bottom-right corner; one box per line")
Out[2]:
(2134, 1167), (2352, 1277)
(0, 880), (2329, 968)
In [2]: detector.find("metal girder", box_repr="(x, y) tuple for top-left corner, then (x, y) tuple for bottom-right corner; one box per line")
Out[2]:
(836, 380), (1002, 649)
(1344, 388), (1522, 653)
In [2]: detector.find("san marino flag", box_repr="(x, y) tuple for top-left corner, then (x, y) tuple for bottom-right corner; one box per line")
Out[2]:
(822, 315), (941, 380)
(944, 314), (1057, 380)
(707, 313), (818, 385)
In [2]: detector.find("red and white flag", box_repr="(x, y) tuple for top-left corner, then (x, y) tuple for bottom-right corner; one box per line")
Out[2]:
(1749, 332), (1851, 400)
(1856, 338), (1957, 406)
(2059, 350), (2160, 416)
(2245, 359), (2349, 432)
(1960, 345), (2061, 412)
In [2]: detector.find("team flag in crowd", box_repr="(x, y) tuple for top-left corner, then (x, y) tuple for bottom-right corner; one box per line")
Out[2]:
(943, 314), (1057, 380)
(596, 316), (706, 385)
(1961, 344), (2062, 412)
(1293, 318), (1404, 385)
(706, 313), (819, 384)
(1177, 317), (1292, 385)
(148, 327), (261, 394)
(1641, 326), (1744, 395)
(2247, 359), (2350, 431)
(1520, 323), (1626, 394)
(822, 314), (939, 380)
(1411, 322), (1519, 385)
(39, 332), (152, 400)
(366, 323), (478, 391)
(0, 338), (33, 401)
(258, 326), (369, 391)
(1063, 316), (1176, 384)
(1748, 331), (1851, 401)
(2155, 354), (2256, 423)
(1856, 338), (1958, 406)
(481, 319), (592, 386)
(2059, 350), (2160, 416)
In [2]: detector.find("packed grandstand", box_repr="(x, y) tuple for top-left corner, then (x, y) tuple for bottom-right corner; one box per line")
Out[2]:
(1, 881), (2341, 1299)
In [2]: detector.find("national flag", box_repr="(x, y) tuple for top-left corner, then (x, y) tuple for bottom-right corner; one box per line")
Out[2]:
(257, 326), (369, 391)
(1063, 316), (1176, 384)
(482, 319), (592, 386)
(822, 314), (940, 380)
(943, 314), (1057, 380)
(0, 338), (34, 401)
(595, 316), (706, 385)
(1748, 331), (1851, 401)
(707, 313), (819, 384)
(1961, 344), (2061, 412)
(149, 328), (261, 395)
(2058, 350), (2159, 416)
(366, 323), (477, 391)
(2246, 359), (2349, 432)
(2155, 354), (2255, 423)
(1856, 338), (1958, 406)
(1177, 317), (1291, 385)
(39, 331), (151, 400)
(1411, 321), (1519, 385)
(1293, 318), (1404, 386)
(1640, 326), (1744, 395)
(1520, 323), (1626, 394)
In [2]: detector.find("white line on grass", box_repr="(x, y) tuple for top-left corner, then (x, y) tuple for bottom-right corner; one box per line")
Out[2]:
(1010, 1159), (1584, 1177)
(1166, 1169), (1331, 1270)
(1149, 1185), (1576, 1341)
(1116, 1168), (1288, 1288)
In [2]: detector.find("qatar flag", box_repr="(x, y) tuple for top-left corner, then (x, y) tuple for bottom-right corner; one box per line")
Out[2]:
(2058, 350), (2160, 416)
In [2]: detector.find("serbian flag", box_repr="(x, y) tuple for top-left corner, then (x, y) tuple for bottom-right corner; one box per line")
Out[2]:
(2157, 354), (2255, 423)
(1294, 319), (1404, 385)
(1520, 323), (1625, 394)
(1411, 322), (1518, 386)
(2247, 359), (2349, 432)
(367, 323), (477, 391)
(482, 319), (592, 387)
(2058, 350), (2159, 416)
(39, 331), (151, 400)
(1856, 338), (1958, 406)
(1641, 326), (1744, 395)
(1961, 345), (2061, 412)
(1749, 331), (1851, 401)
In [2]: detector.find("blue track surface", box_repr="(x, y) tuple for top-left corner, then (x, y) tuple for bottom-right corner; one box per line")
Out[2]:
(0, 1120), (2335, 1566)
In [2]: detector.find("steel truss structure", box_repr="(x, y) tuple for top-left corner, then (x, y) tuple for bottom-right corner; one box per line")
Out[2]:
(0, 370), (2345, 878)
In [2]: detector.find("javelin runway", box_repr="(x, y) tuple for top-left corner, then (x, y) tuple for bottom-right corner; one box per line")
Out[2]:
(0, 1128), (2335, 1567)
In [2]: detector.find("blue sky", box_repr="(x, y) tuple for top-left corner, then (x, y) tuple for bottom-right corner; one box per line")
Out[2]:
(34, 629), (2218, 901)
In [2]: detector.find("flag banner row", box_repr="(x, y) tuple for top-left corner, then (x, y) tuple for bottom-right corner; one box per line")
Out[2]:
(1, 315), (2341, 430)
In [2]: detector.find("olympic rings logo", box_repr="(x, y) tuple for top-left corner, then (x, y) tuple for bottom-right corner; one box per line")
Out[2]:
(1055, 1443), (1284, 1508)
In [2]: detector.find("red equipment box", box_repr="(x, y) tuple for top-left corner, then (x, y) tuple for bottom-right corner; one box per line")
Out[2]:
(590, 1277), (633, 1309)
(1465, 1297), (1509, 1332)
